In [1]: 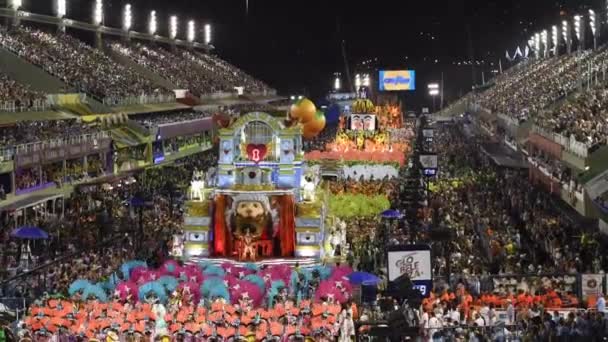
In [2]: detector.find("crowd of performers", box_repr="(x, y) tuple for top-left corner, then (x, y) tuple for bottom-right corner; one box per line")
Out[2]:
(16, 260), (359, 342)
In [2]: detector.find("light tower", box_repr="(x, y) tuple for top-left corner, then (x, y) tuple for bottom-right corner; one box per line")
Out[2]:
(562, 20), (571, 54)
(187, 20), (195, 44)
(149, 11), (157, 36)
(589, 9), (597, 50)
(204, 24), (211, 45)
(93, 0), (103, 49)
(123, 4), (132, 41)
(56, 0), (67, 32)
(552, 25), (559, 56)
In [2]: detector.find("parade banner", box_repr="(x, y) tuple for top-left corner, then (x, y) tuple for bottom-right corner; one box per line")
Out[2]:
(581, 274), (603, 299)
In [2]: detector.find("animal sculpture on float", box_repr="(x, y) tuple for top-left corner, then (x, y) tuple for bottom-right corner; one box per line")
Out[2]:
(190, 170), (206, 201)
(226, 193), (278, 239)
(300, 169), (319, 202)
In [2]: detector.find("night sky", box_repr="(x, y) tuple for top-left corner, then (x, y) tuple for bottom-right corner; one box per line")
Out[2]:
(26, 0), (600, 109)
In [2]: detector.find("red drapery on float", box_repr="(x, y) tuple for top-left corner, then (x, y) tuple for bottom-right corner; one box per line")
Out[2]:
(214, 195), (228, 256)
(279, 195), (295, 257)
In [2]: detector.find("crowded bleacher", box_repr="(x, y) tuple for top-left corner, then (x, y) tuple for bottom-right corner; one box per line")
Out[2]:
(130, 110), (213, 130)
(4, 2), (608, 341)
(0, 72), (46, 111)
(0, 26), (168, 101)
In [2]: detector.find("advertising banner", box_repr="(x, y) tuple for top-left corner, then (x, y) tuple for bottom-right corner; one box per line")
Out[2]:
(387, 245), (432, 297)
(582, 274), (603, 299)
(379, 70), (416, 91)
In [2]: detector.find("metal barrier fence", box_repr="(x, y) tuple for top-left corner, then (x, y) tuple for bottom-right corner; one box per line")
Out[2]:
(0, 99), (49, 113)
(102, 93), (177, 106)
(4, 131), (111, 158)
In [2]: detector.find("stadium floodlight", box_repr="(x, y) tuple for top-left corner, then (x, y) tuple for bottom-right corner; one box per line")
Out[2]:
(574, 15), (581, 41)
(170, 16), (178, 39)
(552, 25), (558, 54)
(541, 30), (548, 57)
(123, 4), (132, 31)
(57, 0), (66, 18)
(589, 10), (596, 36)
(334, 75), (341, 91)
(427, 83), (439, 90)
(363, 74), (370, 87)
(355, 74), (361, 88)
(534, 32), (541, 56)
(204, 24), (211, 44)
(149, 11), (157, 35)
(10, 0), (22, 10)
(187, 20), (195, 42)
(429, 89), (440, 96)
(93, 0), (103, 25)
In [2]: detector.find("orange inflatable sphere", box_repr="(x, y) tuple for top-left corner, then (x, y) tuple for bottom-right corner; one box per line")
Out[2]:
(289, 103), (301, 120)
(295, 98), (316, 124)
(302, 122), (320, 140)
(307, 111), (326, 133)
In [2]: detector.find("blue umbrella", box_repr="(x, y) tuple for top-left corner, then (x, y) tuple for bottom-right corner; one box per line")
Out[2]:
(380, 209), (403, 219)
(347, 272), (381, 286)
(10, 226), (49, 240)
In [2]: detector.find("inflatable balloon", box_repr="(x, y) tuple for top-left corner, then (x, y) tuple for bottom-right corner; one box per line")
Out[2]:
(307, 111), (326, 133)
(302, 122), (320, 140)
(291, 98), (316, 123)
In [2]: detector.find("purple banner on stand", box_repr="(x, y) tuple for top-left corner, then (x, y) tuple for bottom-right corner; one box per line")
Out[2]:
(15, 182), (55, 196)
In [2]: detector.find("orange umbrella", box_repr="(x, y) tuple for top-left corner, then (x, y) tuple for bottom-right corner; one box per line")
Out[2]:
(134, 322), (146, 334)
(211, 302), (223, 312)
(286, 326), (297, 336)
(311, 305), (323, 317)
(238, 326), (249, 336)
(185, 322), (199, 334)
(200, 324), (212, 336)
(120, 323), (132, 333)
(240, 315), (252, 326)
(195, 314), (207, 323)
(169, 323), (182, 334)
(270, 322), (283, 336)
(176, 310), (189, 323)
(328, 305), (341, 316)
(255, 329), (267, 341)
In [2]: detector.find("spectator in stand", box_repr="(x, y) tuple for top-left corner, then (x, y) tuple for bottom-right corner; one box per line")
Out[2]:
(0, 72), (46, 109)
(0, 26), (169, 101)
(0, 119), (103, 150)
(111, 42), (274, 96)
(130, 110), (213, 130)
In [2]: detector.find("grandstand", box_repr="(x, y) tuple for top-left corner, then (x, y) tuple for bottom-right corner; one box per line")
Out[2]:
(441, 39), (608, 239)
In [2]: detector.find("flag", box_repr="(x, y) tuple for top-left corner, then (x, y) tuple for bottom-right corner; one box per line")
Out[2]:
(505, 50), (512, 61)
(499, 59), (503, 74)
(524, 46), (530, 58)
